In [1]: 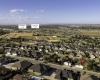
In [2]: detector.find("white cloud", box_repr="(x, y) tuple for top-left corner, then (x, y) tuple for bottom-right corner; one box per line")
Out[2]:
(37, 10), (45, 13)
(10, 9), (27, 14)
(9, 9), (28, 21)
(34, 16), (40, 19)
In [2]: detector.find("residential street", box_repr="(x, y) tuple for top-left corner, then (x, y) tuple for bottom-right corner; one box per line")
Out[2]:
(10, 56), (100, 77)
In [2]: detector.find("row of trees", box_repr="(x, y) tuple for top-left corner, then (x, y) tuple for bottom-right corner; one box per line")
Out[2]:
(86, 61), (100, 72)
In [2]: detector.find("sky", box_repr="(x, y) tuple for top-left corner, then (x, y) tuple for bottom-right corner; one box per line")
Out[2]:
(0, 0), (100, 24)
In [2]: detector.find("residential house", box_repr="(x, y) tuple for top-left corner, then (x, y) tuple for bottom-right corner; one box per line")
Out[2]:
(55, 69), (80, 80)
(0, 66), (12, 80)
(75, 61), (83, 69)
(20, 50), (28, 56)
(80, 74), (99, 80)
(12, 60), (32, 70)
(28, 63), (51, 76)
(97, 64), (100, 71)
(0, 57), (18, 66)
(5, 49), (18, 56)
(0, 47), (4, 54)
(89, 54), (95, 59)
(64, 61), (71, 67)
(33, 52), (43, 58)
(10, 74), (30, 80)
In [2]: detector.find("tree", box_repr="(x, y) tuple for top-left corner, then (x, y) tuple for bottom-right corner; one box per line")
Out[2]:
(93, 65), (98, 72)
(87, 62), (92, 70)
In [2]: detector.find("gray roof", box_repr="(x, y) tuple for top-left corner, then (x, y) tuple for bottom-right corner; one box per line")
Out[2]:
(55, 69), (74, 80)
(29, 63), (50, 74)
(0, 57), (13, 64)
(80, 74), (99, 80)
(12, 60), (32, 70)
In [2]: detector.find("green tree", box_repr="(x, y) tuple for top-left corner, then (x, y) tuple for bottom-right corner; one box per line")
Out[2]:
(87, 62), (92, 70)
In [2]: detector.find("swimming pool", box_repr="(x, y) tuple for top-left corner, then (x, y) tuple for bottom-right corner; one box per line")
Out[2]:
(30, 77), (41, 80)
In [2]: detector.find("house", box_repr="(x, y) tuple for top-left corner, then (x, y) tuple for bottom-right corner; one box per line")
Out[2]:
(64, 61), (71, 66)
(55, 69), (80, 80)
(5, 49), (18, 56)
(5, 49), (11, 56)
(20, 46), (24, 50)
(0, 66), (12, 80)
(90, 54), (95, 59)
(11, 74), (30, 80)
(64, 57), (72, 67)
(75, 65), (83, 69)
(0, 57), (18, 65)
(0, 47), (4, 54)
(75, 61), (83, 69)
(28, 63), (51, 76)
(97, 64), (100, 71)
(80, 74), (99, 80)
(28, 50), (34, 58)
(12, 60), (32, 70)
(20, 50), (28, 55)
(33, 52), (43, 58)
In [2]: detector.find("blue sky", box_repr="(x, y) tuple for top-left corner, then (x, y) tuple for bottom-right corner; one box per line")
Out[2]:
(0, 0), (100, 24)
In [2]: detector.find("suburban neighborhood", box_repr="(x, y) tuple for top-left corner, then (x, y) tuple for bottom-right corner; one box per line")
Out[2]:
(0, 25), (99, 80)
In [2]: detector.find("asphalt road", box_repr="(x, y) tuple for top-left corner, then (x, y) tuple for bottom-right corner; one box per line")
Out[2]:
(9, 56), (100, 77)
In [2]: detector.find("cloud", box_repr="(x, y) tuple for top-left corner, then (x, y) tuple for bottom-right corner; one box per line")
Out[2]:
(37, 10), (45, 13)
(9, 9), (28, 20)
(10, 9), (27, 14)
(34, 16), (40, 19)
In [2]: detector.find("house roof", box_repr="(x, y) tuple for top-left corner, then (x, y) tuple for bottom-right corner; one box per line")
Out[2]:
(29, 63), (50, 74)
(13, 74), (30, 80)
(62, 69), (68, 78)
(12, 60), (32, 70)
(21, 50), (28, 54)
(67, 70), (73, 79)
(33, 52), (43, 58)
(0, 57), (13, 64)
(55, 69), (74, 80)
(80, 74), (99, 80)
(0, 66), (10, 75)
(10, 49), (17, 54)
(55, 69), (62, 80)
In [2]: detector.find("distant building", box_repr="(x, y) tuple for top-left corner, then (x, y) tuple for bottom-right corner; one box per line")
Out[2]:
(31, 24), (39, 29)
(18, 24), (27, 29)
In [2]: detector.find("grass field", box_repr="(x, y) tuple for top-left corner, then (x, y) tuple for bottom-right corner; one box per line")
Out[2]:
(0, 32), (63, 41)
(0, 33), (33, 39)
(79, 30), (100, 37)
(0, 29), (100, 41)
